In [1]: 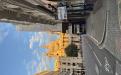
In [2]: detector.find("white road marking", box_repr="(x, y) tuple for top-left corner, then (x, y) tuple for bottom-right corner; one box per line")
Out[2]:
(87, 42), (103, 66)
(95, 64), (99, 75)
(93, 51), (103, 66)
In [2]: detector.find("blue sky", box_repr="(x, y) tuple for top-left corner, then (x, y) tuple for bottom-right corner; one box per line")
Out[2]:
(0, 22), (57, 75)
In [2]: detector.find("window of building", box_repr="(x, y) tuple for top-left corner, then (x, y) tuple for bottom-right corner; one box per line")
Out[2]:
(62, 62), (66, 65)
(67, 69), (70, 71)
(81, 71), (85, 75)
(77, 71), (81, 73)
(78, 63), (83, 67)
(68, 63), (71, 66)
(62, 68), (66, 72)
(73, 63), (76, 66)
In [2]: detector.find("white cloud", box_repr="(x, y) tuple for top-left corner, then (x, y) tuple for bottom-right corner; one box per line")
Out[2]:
(26, 52), (52, 75)
(26, 32), (56, 75)
(0, 30), (9, 43)
(29, 32), (44, 49)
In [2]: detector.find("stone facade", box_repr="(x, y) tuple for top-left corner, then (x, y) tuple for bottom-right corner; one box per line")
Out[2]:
(0, 0), (57, 25)
(16, 23), (62, 32)
(59, 57), (84, 75)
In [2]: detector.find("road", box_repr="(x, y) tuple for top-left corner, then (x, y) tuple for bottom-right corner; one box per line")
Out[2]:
(82, 35), (121, 75)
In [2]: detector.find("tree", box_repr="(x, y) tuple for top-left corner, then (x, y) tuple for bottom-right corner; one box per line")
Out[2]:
(65, 43), (79, 57)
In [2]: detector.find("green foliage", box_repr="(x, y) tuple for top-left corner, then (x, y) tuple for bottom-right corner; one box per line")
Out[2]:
(65, 43), (79, 57)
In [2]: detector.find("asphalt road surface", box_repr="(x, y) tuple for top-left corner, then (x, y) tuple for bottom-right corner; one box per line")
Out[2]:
(82, 35), (121, 75)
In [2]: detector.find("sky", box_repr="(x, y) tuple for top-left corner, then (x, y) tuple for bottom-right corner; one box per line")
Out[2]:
(0, 22), (58, 75)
